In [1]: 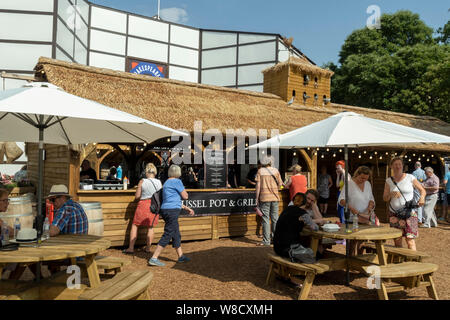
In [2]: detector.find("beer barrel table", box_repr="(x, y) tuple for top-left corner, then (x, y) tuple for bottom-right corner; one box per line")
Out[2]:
(0, 195), (36, 229)
(79, 202), (104, 236)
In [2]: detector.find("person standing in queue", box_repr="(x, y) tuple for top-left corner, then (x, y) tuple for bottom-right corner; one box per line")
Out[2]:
(0, 189), (14, 235)
(123, 163), (162, 254)
(148, 165), (194, 266)
(255, 155), (284, 246)
(285, 165), (307, 202)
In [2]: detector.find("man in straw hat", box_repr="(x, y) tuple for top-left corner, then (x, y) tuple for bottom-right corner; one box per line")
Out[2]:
(47, 184), (88, 236)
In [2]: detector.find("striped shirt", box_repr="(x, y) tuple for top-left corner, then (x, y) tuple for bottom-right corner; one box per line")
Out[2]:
(52, 199), (88, 234)
(256, 167), (283, 202)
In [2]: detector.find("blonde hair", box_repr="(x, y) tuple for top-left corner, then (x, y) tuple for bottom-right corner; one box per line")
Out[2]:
(291, 164), (302, 173)
(145, 163), (157, 176)
(353, 166), (371, 178)
(168, 164), (182, 178)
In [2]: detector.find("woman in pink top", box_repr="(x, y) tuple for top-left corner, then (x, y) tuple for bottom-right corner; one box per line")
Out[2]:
(285, 165), (308, 201)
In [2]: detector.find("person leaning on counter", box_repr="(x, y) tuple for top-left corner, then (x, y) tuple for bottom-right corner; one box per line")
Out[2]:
(80, 159), (97, 182)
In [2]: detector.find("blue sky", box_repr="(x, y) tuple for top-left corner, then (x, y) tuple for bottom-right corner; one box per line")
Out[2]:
(90, 0), (449, 66)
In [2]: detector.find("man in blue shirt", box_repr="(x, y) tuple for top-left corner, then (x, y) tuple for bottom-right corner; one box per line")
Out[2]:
(441, 170), (450, 222)
(48, 184), (88, 236)
(412, 162), (427, 223)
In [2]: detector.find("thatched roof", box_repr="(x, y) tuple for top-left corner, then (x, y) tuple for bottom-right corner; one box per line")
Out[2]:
(34, 57), (449, 152)
(262, 57), (334, 78)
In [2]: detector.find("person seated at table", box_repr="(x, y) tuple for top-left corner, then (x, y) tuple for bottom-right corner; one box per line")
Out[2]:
(48, 184), (88, 236)
(300, 189), (328, 225)
(273, 192), (322, 260)
(80, 159), (97, 182)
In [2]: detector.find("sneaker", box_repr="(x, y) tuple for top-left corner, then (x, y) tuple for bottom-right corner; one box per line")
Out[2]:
(148, 258), (165, 266)
(177, 255), (191, 263)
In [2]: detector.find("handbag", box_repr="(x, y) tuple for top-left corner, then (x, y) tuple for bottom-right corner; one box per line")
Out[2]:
(288, 243), (316, 264)
(148, 179), (163, 215)
(389, 177), (418, 220)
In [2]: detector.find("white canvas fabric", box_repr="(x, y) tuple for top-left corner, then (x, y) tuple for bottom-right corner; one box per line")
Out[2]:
(0, 82), (187, 144)
(248, 112), (450, 149)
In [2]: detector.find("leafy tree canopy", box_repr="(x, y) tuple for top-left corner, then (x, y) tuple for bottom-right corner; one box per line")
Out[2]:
(327, 11), (450, 123)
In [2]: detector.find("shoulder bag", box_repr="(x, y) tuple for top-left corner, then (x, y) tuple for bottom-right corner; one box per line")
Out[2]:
(389, 177), (418, 220)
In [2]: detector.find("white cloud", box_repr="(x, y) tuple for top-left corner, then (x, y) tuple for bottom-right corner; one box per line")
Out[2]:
(160, 7), (188, 24)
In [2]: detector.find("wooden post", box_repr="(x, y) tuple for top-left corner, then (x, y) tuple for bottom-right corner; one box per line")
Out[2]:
(299, 149), (317, 189)
(211, 216), (219, 240)
(69, 149), (81, 201)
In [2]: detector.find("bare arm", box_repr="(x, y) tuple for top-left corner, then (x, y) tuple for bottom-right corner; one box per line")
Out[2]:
(182, 204), (195, 216)
(255, 180), (261, 205)
(180, 189), (189, 200)
(383, 182), (391, 202)
(134, 179), (144, 201)
(412, 179), (426, 207)
(311, 202), (325, 224)
(284, 177), (292, 188)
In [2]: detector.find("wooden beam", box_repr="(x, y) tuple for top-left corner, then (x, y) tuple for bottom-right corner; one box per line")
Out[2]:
(1, 71), (36, 82)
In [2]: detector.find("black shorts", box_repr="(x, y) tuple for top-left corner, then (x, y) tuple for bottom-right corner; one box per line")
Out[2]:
(318, 196), (329, 204)
(447, 193), (450, 205)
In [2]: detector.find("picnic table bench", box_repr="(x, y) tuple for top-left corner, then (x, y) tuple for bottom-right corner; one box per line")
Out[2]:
(78, 270), (153, 300)
(362, 261), (439, 300)
(77, 256), (131, 275)
(266, 252), (347, 300)
(361, 243), (430, 263)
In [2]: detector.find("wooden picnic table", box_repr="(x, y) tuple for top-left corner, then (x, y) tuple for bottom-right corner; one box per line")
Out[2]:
(0, 234), (111, 289)
(302, 225), (402, 266)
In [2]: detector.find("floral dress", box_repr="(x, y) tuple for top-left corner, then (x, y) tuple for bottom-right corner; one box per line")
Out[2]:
(386, 174), (419, 239)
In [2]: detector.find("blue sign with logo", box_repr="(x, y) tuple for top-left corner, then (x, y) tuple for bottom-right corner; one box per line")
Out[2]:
(130, 61), (165, 78)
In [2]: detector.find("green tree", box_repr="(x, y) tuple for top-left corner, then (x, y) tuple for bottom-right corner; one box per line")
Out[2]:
(328, 11), (450, 122)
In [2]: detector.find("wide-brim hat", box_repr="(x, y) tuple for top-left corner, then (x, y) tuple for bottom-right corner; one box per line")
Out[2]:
(47, 184), (71, 198)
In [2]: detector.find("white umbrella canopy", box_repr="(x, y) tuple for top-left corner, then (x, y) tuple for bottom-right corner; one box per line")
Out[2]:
(248, 111), (450, 286)
(0, 82), (188, 242)
(248, 111), (450, 149)
(0, 82), (187, 144)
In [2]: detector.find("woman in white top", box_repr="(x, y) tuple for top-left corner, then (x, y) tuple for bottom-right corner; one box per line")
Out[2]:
(338, 166), (375, 255)
(123, 163), (162, 254)
(338, 166), (375, 223)
(383, 157), (425, 250)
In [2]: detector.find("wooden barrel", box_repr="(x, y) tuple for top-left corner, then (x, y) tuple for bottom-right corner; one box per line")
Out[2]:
(79, 202), (104, 236)
(1, 195), (35, 229)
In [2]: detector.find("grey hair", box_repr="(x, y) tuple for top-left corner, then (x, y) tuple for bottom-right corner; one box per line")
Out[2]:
(424, 167), (434, 173)
(260, 155), (274, 167)
(168, 164), (182, 178)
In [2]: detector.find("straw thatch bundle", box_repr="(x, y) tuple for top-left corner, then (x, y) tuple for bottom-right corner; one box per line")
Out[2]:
(33, 57), (449, 152)
(0, 142), (23, 163)
(262, 57), (334, 78)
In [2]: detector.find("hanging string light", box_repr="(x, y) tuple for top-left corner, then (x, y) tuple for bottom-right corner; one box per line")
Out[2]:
(379, 156), (383, 160)
(326, 148), (330, 152)
(413, 153), (416, 157)
(404, 155), (408, 158)
(358, 154), (362, 159)
(316, 147), (320, 151)
(369, 155), (373, 159)
(408, 158), (412, 162)
(364, 150), (367, 154)
(386, 152), (389, 155)
(352, 150), (355, 154)
(418, 157), (421, 161)
(293, 152), (297, 156)
(374, 151), (378, 155)
(321, 154), (325, 159)
(339, 149), (342, 153)
(431, 154), (434, 158)
(333, 153), (336, 158)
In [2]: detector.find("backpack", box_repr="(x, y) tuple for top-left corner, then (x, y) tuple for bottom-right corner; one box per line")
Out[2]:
(148, 179), (163, 214)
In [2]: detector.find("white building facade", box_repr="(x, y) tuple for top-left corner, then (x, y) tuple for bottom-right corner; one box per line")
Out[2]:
(0, 0), (310, 92)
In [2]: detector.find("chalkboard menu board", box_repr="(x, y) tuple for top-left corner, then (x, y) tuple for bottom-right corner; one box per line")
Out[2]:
(204, 150), (227, 188)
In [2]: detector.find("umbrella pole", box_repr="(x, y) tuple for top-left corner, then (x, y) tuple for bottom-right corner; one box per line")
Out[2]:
(35, 125), (44, 282)
(344, 144), (350, 286)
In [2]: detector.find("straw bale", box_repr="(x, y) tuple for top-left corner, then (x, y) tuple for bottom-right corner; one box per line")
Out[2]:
(33, 57), (450, 152)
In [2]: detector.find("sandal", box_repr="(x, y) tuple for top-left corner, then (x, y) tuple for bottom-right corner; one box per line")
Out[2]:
(122, 249), (134, 254)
